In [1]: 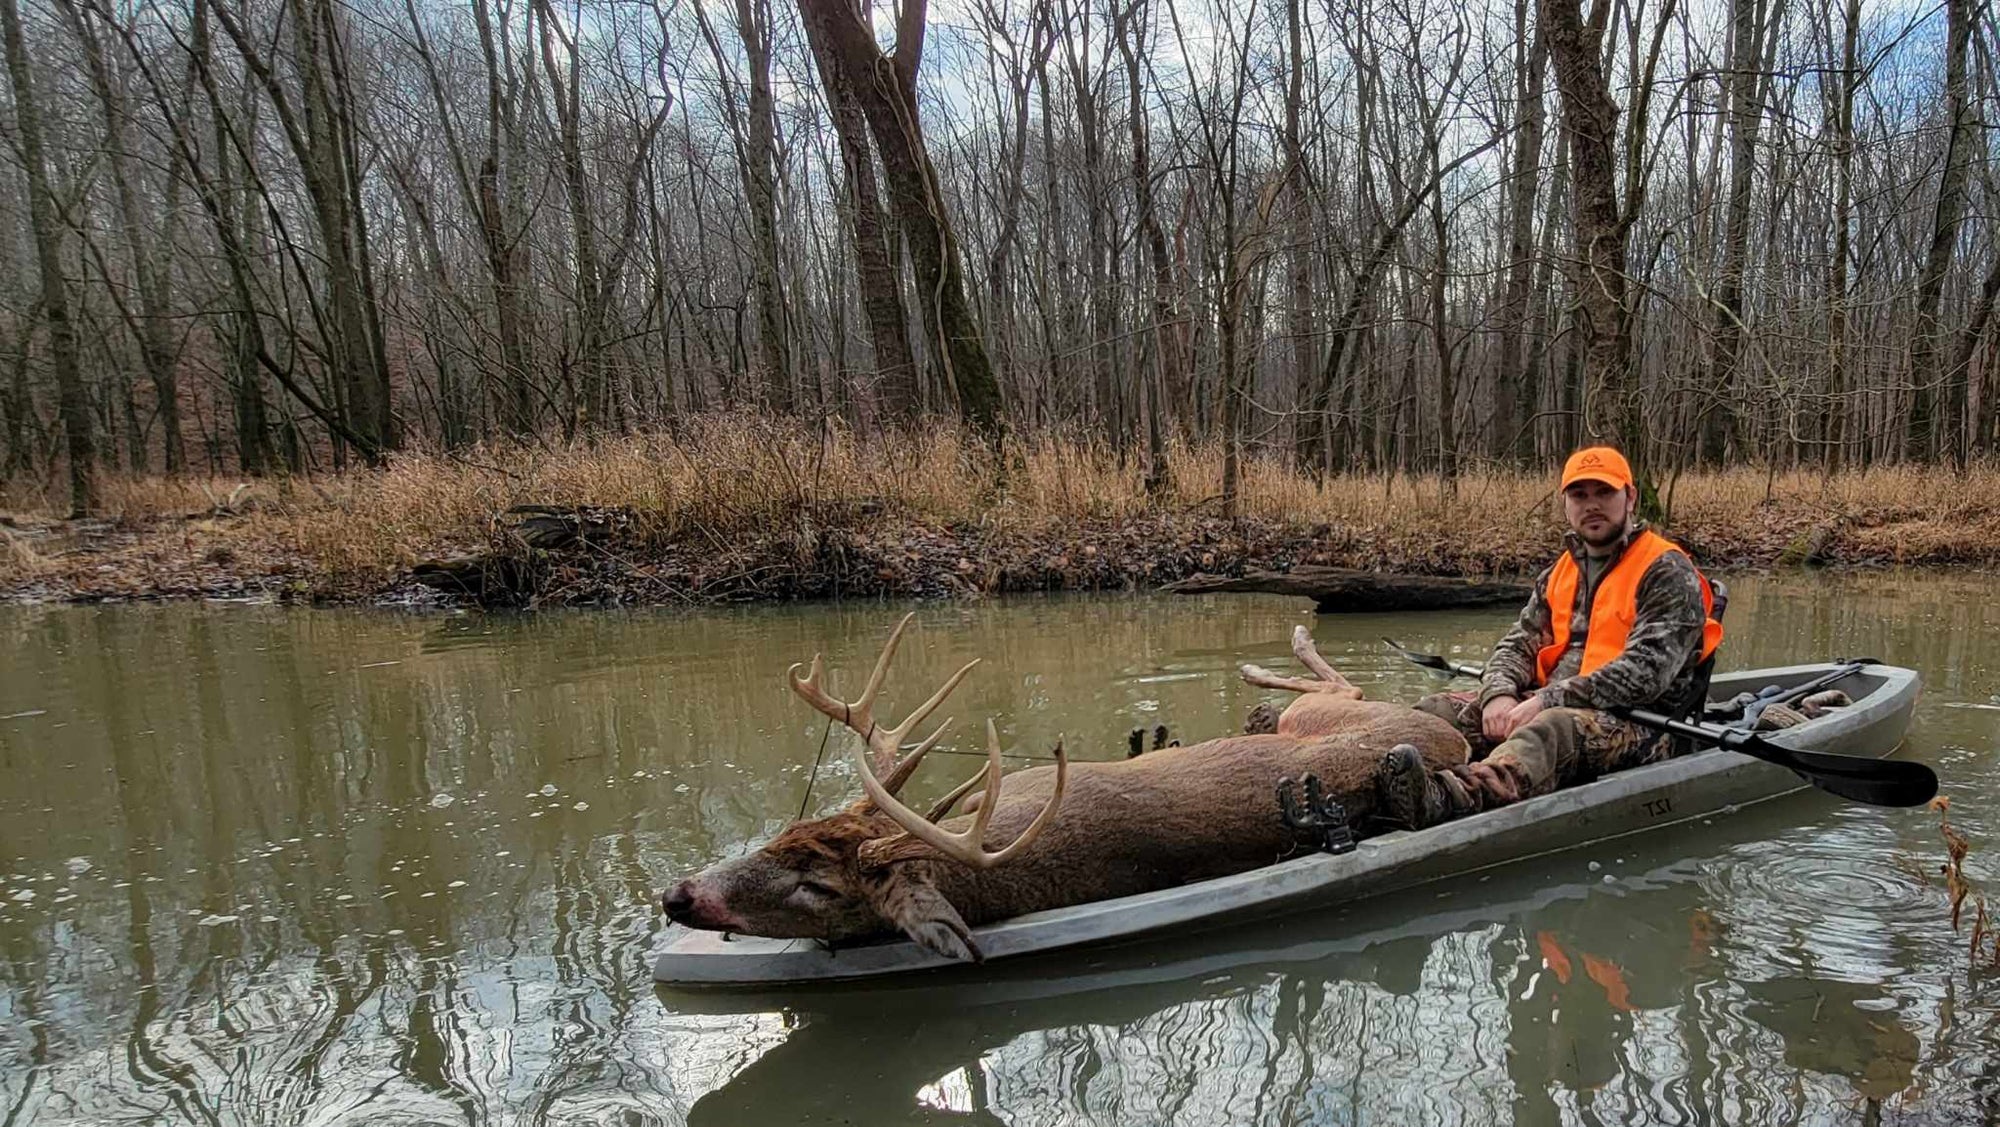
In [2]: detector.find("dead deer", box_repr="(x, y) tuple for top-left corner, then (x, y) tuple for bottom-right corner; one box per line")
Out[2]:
(659, 617), (1468, 961)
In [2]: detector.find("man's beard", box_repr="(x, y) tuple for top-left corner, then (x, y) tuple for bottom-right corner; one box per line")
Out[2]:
(1580, 520), (1626, 551)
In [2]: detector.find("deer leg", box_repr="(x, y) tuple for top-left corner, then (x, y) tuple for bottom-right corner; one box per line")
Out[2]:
(1289, 626), (1358, 692)
(1240, 665), (1336, 694)
(1244, 701), (1282, 735)
(1240, 627), (1366, 699)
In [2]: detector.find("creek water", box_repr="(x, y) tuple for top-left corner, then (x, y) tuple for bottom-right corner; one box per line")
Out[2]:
(1, 574), (1996, 1125)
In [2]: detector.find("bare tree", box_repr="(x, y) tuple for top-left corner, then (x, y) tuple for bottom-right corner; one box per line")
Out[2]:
(0, 0), (1990, 488)
(698, 0), (794, 411)
(1909, 0), (1977, 462)
(3, 0), (95, 512)
(1702, 0), (1782, 463)
(1541, 0), (1675, 473)
(58, 0), (184, 472)
(796, 0), (1003, 434)
(1492, 0), (1548, 464)
(211, 0), (396, 457)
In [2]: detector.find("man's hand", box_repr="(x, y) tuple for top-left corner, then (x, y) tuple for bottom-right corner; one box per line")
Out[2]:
(1481, 696), (1518, 743)
(1502, 694), (1546, 738)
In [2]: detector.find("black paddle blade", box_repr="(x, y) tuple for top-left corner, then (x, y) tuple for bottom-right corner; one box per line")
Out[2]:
(1617, 705), (1935, 809)
(1381, 637), (1459, 677)
(1781, 746), (1939, 808)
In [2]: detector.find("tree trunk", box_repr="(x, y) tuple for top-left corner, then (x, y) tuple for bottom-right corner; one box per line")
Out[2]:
(1058, 0), (1116, 434)
(731, 0), (795, 411)
(1302, 148), (1499, 476)
(800, 3), (916, 424)
(1541, 0), (1641, 455)
(1282, 0), (1316, 466)
(1957, 249), (2000, 456)
(120, 0), (378, 465)
(210, 0), (393, 455)
(1430, 196), (1457, 481)
(1825, 0), (1859, 473)
(978, 1), (1050, 420)
(232, 174), (274, 473)
(1115, 0), (1187, 450)
(1908, 0), (1975, 463)
(1494, 0), (1547, 465)
(62, 0), (183, 473)
(2, 315), (35, 477)
(2, 0), (94, 513)
(528, 0), (608, 432)
(405, 0), (536, 438)
(796, 0), (1004, 434)
(1163, 566), (1531, 611)
(1702, 0), (1774, 463)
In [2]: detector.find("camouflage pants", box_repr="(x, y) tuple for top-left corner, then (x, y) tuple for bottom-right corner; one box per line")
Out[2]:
(1412, 690), (1675, 809)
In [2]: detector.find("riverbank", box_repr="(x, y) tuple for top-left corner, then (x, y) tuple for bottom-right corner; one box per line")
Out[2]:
(1, 419), (1993, 605)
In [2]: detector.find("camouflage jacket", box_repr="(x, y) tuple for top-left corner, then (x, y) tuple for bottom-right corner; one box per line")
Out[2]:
(1478, 521), (1713, 713)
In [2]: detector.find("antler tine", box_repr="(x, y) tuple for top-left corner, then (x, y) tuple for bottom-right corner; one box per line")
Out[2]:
(1241, 629), (1361, 695)
(880, 717), (956, 796)
(849, 720), (1067, 869)
(788, 654), (870, 745)
(787, 614), (927, 760)
(961, 720), (1006, 844)
(878, 658), (980, 750)
(789, 615), (984, 796)
(984, 730), (1066, 865)
(924, 762), (987, 822)
(853, 612), (917, 727)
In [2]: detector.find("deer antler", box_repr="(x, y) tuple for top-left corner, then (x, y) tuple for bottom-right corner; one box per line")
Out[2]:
(859, 721), (1067, 869)
(788, 612), (977, 794)
(788, 614), (1067, 867)
(925, 766), (990, 822)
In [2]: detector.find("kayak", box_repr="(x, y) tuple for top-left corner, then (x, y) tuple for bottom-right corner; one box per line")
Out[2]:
(652, 661), (1920, 988)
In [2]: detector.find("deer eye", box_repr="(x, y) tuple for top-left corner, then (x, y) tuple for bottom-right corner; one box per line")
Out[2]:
(792, 880), (840, 901)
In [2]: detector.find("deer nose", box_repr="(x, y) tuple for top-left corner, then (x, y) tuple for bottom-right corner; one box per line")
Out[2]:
(661, 882), (696, 923)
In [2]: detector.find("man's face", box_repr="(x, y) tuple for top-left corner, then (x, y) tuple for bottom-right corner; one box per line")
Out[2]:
(1563, 479), (1633, 549)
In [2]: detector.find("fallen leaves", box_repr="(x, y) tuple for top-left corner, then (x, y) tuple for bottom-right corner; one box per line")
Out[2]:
(1930, 794), (1999, 969)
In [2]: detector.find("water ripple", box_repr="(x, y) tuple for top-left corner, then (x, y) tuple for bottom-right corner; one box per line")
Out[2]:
(1704, 824), (1940, 981)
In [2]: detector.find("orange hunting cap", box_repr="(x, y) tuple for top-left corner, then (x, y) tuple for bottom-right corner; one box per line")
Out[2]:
(1560, 446), (1633, 491)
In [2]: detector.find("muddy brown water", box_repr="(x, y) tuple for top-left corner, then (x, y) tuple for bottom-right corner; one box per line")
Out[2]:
(1, 574), (1996, 1125)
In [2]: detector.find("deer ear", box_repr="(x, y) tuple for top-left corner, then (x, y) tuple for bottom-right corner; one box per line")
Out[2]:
(864, 868), (982, 963)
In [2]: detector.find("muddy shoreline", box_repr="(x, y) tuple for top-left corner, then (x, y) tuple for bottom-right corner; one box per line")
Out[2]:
(0, 500), (1951, 609)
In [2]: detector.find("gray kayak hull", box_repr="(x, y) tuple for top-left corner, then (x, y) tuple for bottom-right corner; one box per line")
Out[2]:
(653, 662), (1920, 987)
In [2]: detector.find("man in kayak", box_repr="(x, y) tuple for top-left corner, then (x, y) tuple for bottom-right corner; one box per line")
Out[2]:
(1375, 445), (1724, 829)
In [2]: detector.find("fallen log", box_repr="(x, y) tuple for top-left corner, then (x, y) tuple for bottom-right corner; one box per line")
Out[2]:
(410, 553), (531, 604)
(1162, 565), (1529, 613)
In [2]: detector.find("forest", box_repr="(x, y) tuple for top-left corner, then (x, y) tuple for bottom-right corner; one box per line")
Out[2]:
(0, 0), (1995, 519)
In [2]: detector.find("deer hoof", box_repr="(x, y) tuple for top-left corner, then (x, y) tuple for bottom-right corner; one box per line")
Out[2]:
(1374, 744), (1444, 831)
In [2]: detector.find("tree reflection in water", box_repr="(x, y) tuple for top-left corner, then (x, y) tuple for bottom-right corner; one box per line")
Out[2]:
(0, 578), (1995, 1125)
(682, 859), (1942, 1126)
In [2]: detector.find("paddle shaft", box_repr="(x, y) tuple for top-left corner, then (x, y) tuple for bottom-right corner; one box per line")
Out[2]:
(1388, 638), (1870, 704)
(1738, 659), (1877, 725)
(1623, 704), (1815, 754)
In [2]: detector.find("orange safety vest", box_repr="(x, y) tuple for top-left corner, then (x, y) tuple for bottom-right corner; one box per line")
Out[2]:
(1534, 529), (1723, 686)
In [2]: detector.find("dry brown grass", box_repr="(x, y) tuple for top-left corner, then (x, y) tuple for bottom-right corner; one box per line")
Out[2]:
(1, 414), (1994, 600)
(0, 524), (42, 580)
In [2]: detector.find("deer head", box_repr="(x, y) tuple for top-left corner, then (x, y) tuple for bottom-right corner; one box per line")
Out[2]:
(659, 614), (1066, 961)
